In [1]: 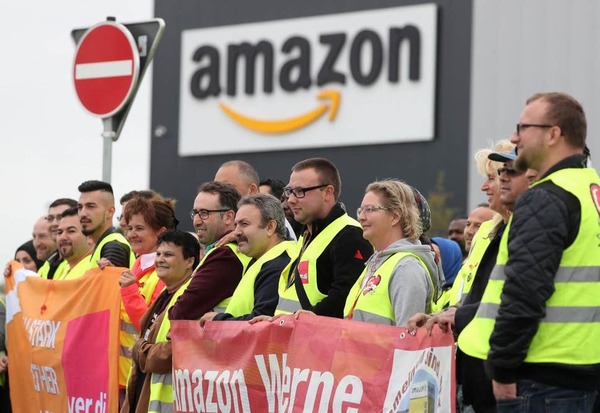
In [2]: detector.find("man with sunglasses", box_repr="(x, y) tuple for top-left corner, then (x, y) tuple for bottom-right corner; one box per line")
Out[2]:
(274, 158), (373, 318)
(460, 93), (600, 412)
(169, 181), (252, 320)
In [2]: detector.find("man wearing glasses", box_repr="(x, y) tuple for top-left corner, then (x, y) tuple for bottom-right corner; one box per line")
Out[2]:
(275, 158), (373, 318)
(169, 181), (252, 321)
(460, 93), (600, 412)
(37, 198), (77, 279)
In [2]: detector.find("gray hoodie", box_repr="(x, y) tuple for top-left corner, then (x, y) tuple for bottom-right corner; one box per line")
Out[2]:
(353, 238), (442, 327)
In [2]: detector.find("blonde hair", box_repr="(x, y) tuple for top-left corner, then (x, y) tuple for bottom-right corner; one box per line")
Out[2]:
(474, 139), (514, 177)
(366, 179), (422, 240)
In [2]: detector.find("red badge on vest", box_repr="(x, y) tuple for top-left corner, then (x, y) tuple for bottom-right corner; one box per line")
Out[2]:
(354, 250), (364, 260)
(298, 261), (309, 284)
(591, 184), (600, 217)
(362, 275), (381, 295)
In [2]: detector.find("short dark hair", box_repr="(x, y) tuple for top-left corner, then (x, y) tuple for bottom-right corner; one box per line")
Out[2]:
(527, 92), (587, 149)
(197, 181), (241, 212)
(50, 198), (78, 209)
(292, 158), (341, 200)
(124, 197), (178, 231)
(60, 206), (79, 218)
(259, 178), (286, 200)
(78, 180), (114, 195)
(119, 189), (159, 205)
(157, 230), (200, 269)
(476, 202), (490, 208)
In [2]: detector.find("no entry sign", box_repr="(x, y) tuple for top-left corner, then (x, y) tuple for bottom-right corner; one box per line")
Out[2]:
(73, 21), (140, 118)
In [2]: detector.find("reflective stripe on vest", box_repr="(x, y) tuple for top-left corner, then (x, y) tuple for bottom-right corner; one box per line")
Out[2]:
(225, 240), (296, 317)
(458, 167), (600, 364)
(148, 278), (192, 412)
(275, 214), (361, 315)
(344, 251), (433, 325)
(119, 269), (163, 387)
(88, 232), (135, 270)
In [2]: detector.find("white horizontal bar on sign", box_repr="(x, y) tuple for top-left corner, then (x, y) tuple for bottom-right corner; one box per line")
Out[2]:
(75, 60), (132, 80)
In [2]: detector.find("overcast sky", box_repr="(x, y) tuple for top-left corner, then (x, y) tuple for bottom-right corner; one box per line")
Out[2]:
(0, 1), (153, 260)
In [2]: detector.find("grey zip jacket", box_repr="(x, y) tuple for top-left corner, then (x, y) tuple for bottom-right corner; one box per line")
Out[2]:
(352, 238), (443, 327)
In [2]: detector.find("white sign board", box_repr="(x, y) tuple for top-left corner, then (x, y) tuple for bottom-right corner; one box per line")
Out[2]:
(179, 4), (438, 155)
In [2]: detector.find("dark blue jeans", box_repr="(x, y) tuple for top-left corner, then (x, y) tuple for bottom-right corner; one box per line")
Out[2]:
(496, 379), (597, 413)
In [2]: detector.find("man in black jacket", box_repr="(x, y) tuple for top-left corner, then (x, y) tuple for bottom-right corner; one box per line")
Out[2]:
(274, 158), (373, 318)
(484, 93), (600, 412)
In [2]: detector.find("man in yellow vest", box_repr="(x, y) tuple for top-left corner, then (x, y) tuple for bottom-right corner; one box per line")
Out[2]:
(169, 181), (251, 321)
(38, 198), (78, 279)
(77, 180), (134, 269)
(214, 159), (298, 241)
(53, 207), (93, 280)
(32, 216), (58, 277)
(200, 193), (295, 325)
(463, 203), (494, 253)
(459, 93), (600, 412)
(274, 158), (373, 318)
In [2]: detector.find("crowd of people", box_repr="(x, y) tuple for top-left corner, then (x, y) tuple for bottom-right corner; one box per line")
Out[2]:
(0, 91), (598, 413)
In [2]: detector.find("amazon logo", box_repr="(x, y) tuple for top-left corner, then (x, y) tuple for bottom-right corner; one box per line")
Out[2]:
(178, 4), (437, 155)
(189, 26), (420, 134)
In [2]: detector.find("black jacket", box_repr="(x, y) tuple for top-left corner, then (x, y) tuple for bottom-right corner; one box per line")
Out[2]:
(485, 154), (600, 390)
(292, 203), (373, 318)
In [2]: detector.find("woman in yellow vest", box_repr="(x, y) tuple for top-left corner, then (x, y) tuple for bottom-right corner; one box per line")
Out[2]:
(121, 230), (199, 413)
(118, 196), (179, 404)
(344, 179), (441, 326)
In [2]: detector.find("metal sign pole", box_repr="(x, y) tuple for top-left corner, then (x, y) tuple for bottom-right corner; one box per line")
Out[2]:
(102, 118), (117, 183)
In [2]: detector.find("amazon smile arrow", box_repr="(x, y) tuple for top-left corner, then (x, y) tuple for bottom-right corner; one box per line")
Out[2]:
(219, 90), (340, 134)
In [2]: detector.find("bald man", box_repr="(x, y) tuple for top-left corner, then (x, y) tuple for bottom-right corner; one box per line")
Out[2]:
(33, 216), (59, 278)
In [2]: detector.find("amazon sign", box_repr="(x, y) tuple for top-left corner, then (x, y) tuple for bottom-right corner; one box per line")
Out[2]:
(178, 4), (437, 156)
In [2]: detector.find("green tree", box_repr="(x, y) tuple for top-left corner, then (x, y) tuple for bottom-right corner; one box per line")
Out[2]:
(427, 171), (459, 237)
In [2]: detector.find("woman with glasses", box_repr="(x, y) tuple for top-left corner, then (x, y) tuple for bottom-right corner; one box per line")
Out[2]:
(344, 179), (441, 326)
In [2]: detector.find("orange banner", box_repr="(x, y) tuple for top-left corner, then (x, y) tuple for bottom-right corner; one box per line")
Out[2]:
(172, 315), (455, 412)
(5, 261), (123, 413)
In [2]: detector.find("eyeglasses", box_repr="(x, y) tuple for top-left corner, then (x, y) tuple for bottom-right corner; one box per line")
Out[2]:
(516, 123), (553, 136)
(189, 208), (230, 220)
(497, 167), (521, 177)
(357, 205), (390, 217)
(282, 184), (328, 199)
(45, 214), (62, 223)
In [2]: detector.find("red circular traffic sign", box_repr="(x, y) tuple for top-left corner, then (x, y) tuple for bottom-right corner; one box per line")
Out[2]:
(73, 21), (140, 118)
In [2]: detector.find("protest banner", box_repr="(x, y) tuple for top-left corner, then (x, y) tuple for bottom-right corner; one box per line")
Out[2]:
(172, 314), (455, 412)
(5, 261), (123, 413)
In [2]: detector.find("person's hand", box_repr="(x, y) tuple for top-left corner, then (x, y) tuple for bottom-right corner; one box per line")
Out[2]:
(199, 312), (218, 327)
(493, 380), (517, 399)
(0, 355), (8, 373)
(4, 262), (11, 278)
(425, 307), (457, 335)
(215, 232), (237, 248)
(248, 314), (284, 324)
(97, 258), (114, 270)
(294, 309), (315, 319)
(119, 270), (137, 288)
(407, 312), (432, 333)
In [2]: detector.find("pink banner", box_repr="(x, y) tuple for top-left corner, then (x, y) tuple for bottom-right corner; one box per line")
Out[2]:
(172, 315), (455, 412)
